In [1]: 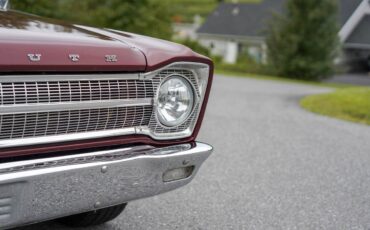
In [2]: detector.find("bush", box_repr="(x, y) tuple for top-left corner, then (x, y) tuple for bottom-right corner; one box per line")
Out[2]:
(174, 39), (211, 57)
(176, 39), (269, 76)
(217, 55), (270, 75)
(266, 0), (339, 81)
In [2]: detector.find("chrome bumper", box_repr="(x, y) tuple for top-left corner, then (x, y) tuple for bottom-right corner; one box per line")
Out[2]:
(0, 142), (212, 229)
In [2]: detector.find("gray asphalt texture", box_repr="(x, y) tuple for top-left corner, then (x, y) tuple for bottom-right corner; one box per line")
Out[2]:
(325, 73), (370, 86)
(17, 75), (370, 230)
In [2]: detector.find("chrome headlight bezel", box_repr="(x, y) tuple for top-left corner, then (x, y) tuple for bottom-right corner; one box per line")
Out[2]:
(137, 62), (210, 140)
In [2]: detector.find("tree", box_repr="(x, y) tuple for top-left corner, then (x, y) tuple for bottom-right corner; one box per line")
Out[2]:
(266, 0), (339, 80)
(10, 0), (173, 40)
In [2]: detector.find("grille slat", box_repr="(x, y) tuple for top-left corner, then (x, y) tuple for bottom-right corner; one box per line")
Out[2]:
(0, 80), (154, 105)
(0, 106), (153, 140)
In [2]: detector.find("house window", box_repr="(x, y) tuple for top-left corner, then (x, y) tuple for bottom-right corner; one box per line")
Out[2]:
(239, 44), (263, 63)
(248, 46), (262, 63)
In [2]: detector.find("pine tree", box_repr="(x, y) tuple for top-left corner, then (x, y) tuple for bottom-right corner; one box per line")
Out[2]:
(266, 0), (339, 80)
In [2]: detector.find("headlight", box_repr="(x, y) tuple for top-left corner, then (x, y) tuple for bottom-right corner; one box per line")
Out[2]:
(136, 62), (210, 140)
(156, 75), (195, 127)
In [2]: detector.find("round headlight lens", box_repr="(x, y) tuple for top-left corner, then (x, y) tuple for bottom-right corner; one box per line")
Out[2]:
(157, 76), (195, 127)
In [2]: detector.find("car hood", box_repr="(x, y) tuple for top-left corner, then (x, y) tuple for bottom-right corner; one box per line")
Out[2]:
(0, 10), (147, 72)
(0, 10), (208, 73)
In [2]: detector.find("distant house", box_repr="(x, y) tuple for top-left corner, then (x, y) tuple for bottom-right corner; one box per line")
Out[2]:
(197, 0), (370, 71)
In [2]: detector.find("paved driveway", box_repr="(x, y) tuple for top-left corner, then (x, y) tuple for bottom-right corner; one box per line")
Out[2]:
(325, 73), (370, 86)
(18, 75), (370, 229)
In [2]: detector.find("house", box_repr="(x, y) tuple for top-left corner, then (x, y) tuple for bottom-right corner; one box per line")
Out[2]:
(340, 0), (370, 70)
(197, 0), (370, 71)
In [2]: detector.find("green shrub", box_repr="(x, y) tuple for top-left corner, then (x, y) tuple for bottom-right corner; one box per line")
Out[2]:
(174, 39), (211, 57)
(216, 55), (270, 75)
(176, 39), (270, 76)
(266, 0), (339, 81)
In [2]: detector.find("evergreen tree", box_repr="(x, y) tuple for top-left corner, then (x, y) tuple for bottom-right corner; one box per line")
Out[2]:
(266, 0), (339, 80)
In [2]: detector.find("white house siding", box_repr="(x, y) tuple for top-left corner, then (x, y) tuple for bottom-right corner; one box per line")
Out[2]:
(225, 41), (238, 63)
(198, 37), (238, 63)
(198, 34), (266, 64)
(198, 36), (230, 58)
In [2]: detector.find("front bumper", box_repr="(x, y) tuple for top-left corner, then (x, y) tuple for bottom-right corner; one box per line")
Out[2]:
(0, 142), (212, 229)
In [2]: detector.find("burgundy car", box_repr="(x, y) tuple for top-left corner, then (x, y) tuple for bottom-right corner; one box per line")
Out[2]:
(0, 2), (213, 229)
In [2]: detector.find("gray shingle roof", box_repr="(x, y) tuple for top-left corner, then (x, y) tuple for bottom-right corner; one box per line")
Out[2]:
(198, 0), (363, 38)
(339, 0), (363, 26)
(346, 15), (370, 45)
(197, 0), (284, 37)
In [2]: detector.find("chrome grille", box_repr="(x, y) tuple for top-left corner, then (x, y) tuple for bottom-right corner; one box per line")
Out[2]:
(0, 62), (209, 148)
(0, 106), (152, 140)
(0, 80), (153, 105)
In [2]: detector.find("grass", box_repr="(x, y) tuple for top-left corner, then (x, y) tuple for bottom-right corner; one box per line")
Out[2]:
(301, 88), (370, 125)
(215, 69), (352, 89)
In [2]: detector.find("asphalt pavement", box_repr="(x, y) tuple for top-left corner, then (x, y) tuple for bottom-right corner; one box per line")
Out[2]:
(17, 75), (370, 230)
(325, 73), (370, 86)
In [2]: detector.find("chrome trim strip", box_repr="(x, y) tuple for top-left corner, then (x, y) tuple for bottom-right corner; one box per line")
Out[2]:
(0, 73), (140, 83)
(140, 62), (210, 81)
(0, 142), (212, 229)
(138, 126), (193, 140)
(0, 128), (136, 148)
(0, 98), (153, 115)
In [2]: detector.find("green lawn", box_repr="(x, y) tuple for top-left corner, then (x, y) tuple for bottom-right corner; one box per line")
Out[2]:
(301, 88), (370, 125)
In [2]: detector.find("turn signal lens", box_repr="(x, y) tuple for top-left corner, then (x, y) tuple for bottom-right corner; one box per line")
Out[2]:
(163, 166), (194, 182)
